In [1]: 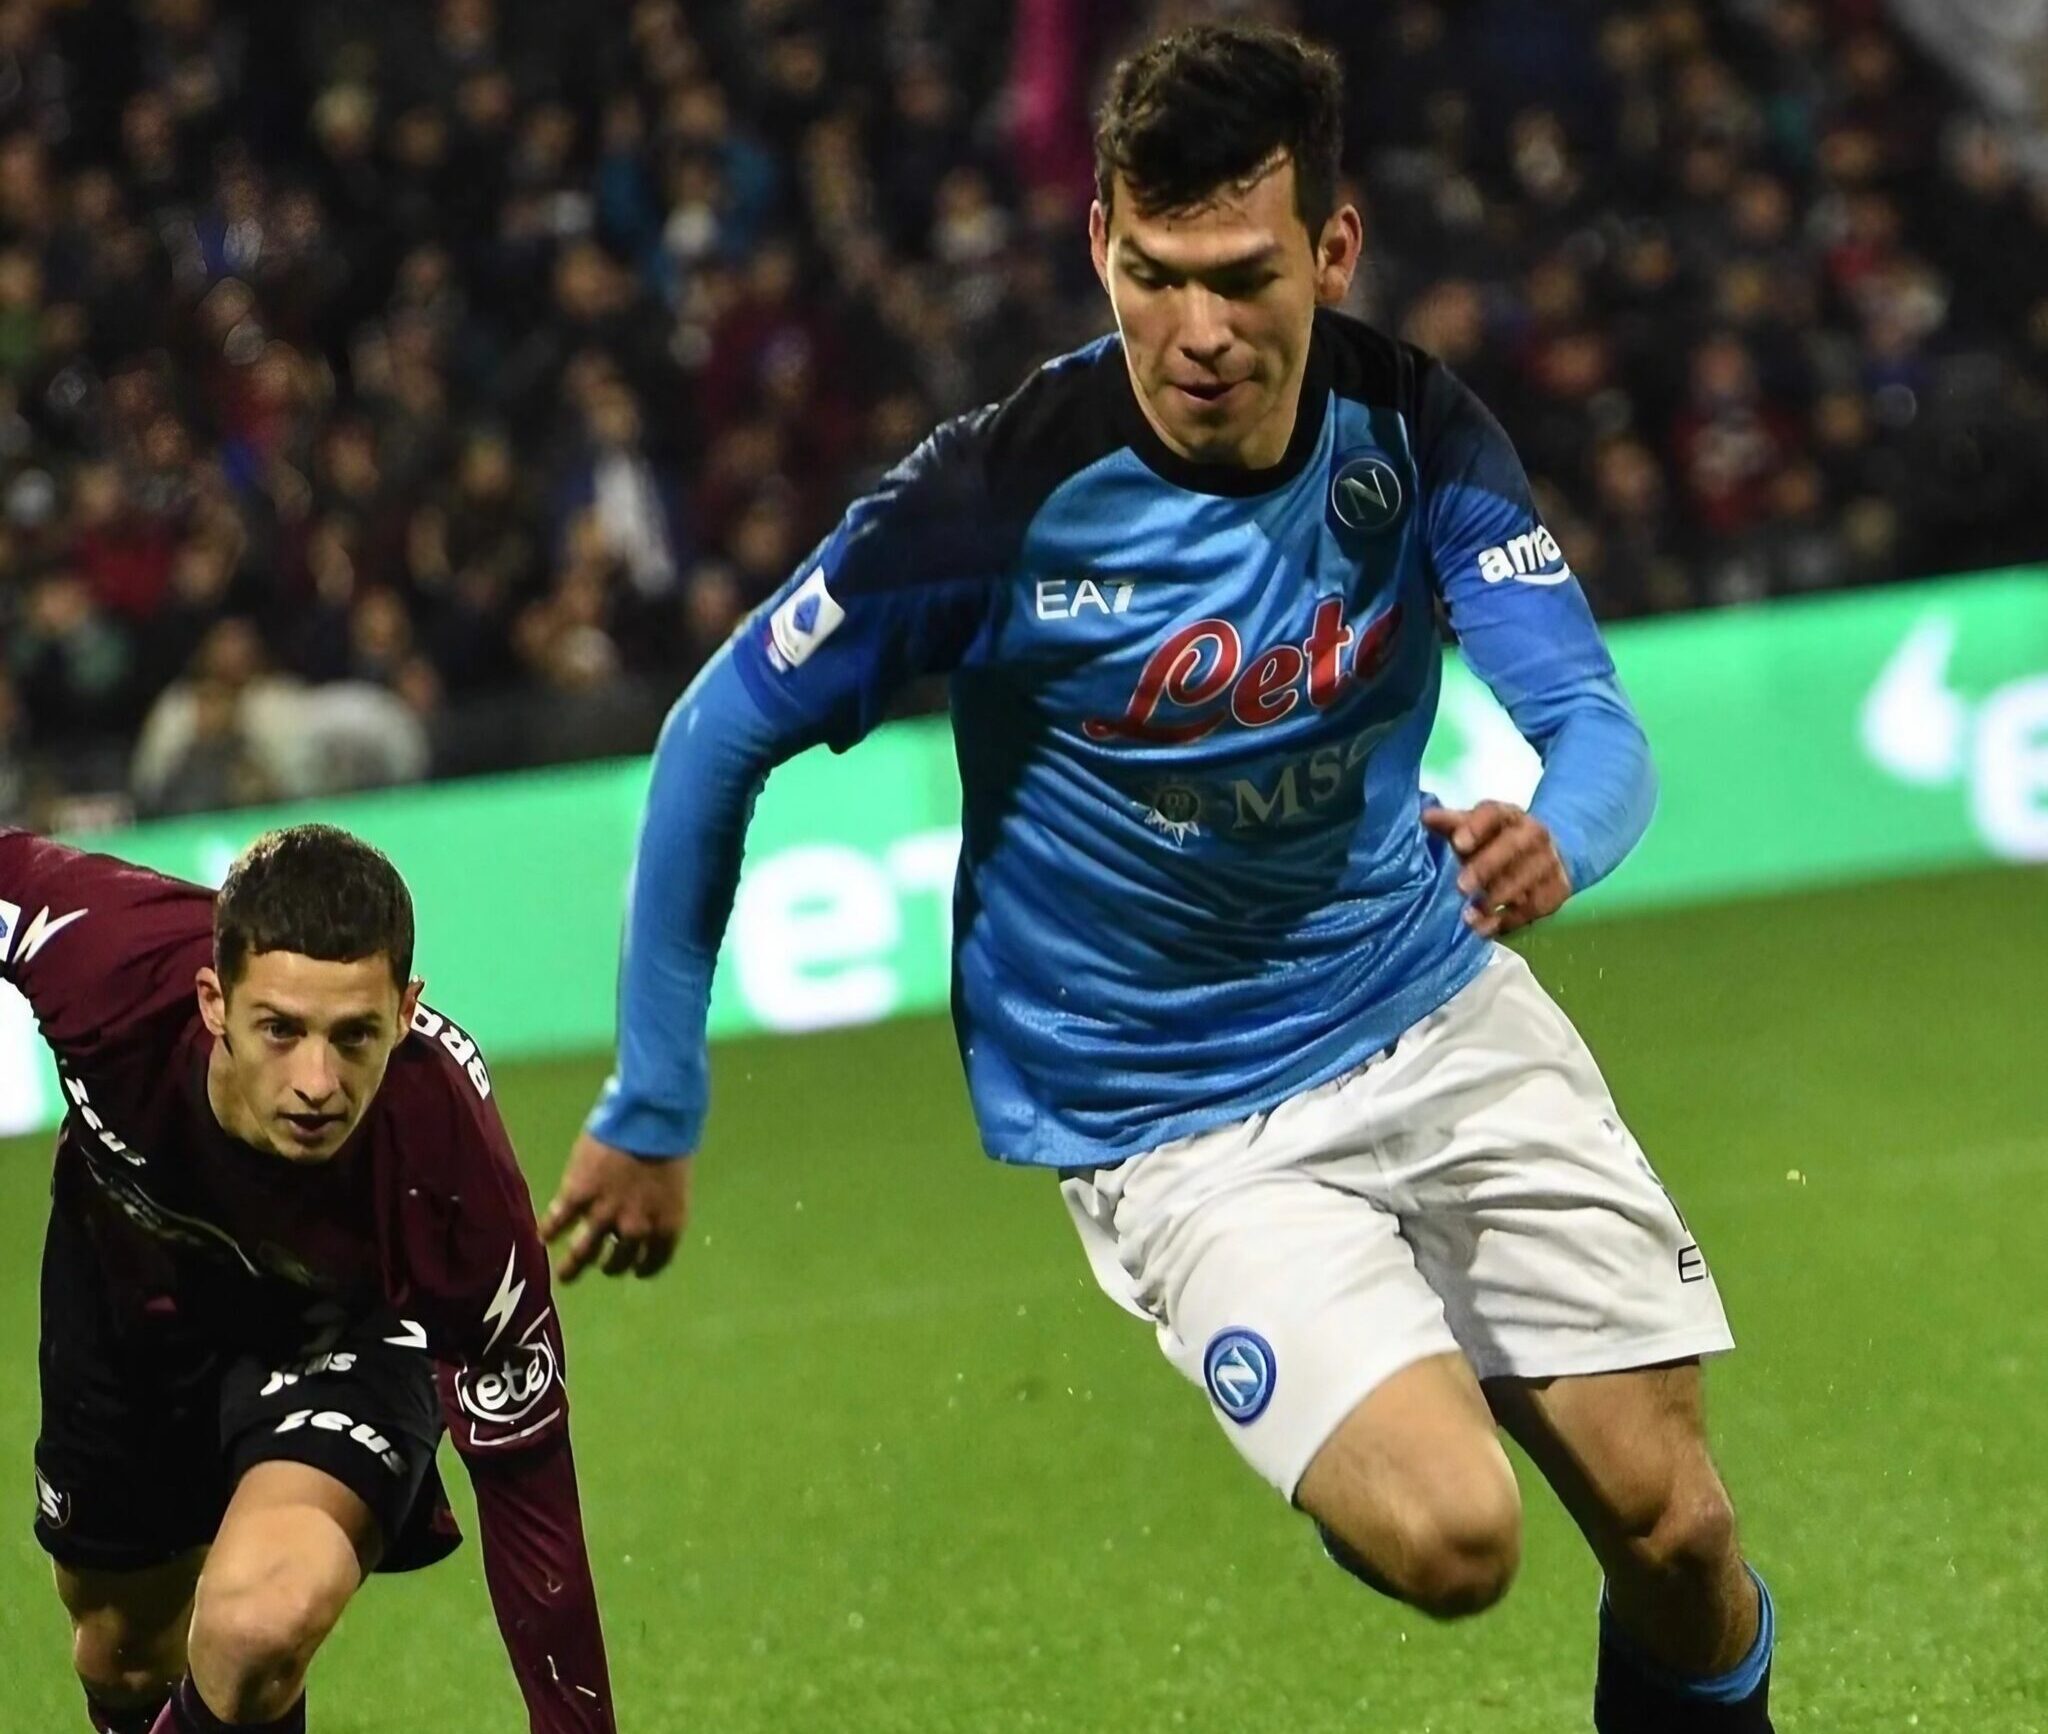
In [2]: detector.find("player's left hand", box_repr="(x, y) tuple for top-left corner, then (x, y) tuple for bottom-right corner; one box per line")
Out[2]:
(541, 1133), (692, 1282)
(1422, 800), (1573, 939)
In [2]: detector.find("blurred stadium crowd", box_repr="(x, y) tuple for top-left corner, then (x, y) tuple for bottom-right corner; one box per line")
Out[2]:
(2, 0), (2046, 825)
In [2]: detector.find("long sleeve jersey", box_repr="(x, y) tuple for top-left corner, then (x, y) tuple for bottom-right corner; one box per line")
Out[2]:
(0, 829), (615, 1731)
(590, 310), (1655, 1168)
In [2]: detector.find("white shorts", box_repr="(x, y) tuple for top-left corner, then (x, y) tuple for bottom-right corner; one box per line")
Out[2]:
(1061, 947), (1734, 1499)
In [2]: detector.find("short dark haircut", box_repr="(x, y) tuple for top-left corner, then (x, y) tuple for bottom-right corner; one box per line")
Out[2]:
(1094, 23), (1345, 239)
(215, 824), (414, 991)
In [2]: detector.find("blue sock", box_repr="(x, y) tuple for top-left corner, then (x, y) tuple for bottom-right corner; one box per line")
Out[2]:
(1594, 1566), (1774, 1732)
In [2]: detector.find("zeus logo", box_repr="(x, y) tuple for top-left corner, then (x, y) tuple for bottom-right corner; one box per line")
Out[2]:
(1084, 600), (1405, 745)
(274, 1408), (406, 1476)
(258, 1351), (357, 1399)
(1476, 525), (1572, 585)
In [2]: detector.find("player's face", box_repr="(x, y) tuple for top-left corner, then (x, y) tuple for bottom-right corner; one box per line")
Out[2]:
(198, 950), (424, 1163)
(1092, 156), (1362, 469)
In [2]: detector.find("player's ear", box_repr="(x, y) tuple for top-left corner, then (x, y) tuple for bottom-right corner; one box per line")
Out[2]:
(1313, 204), (1363, 307)
(399, 976), (425, 1030)
(1089, 199), (1111, 294)
(195, 965), (229, 1039)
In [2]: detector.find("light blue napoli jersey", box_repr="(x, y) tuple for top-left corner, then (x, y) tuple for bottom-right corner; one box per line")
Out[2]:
(588, 311), (1654, 1167)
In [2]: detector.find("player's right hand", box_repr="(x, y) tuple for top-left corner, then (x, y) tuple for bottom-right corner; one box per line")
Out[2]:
(541, 1132), (692, 1282)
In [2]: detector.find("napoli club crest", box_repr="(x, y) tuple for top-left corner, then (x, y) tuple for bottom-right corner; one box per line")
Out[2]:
(1203, 1327), (1276, 1424)
(1330, 454), (1404, 535)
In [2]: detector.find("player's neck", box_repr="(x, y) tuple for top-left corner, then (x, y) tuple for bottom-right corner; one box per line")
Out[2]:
(1129, 353), (1312, 473)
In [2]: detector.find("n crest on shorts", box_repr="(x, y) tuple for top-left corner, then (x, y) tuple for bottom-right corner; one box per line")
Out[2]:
(1204, 1329), (1277, 1424)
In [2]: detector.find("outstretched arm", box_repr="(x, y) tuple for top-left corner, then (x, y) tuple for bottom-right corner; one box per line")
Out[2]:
(548, 408), (1008, 1278)
(418, 1051), (617, 1732)
(436, 1182), (614, 1728)
(447, 1384), (616, 1733)
(1417, 365), (1656, 929)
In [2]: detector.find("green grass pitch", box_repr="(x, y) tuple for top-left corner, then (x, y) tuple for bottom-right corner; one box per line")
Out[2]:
(2, 865), (2043, 1732)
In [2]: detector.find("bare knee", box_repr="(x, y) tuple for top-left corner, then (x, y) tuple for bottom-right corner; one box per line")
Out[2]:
(1615, 1471), (1740, 1587)
(189, 1558), (349, 1723)
(70, 1604), (181, 1709)
(1386, 1471), (1523, 1618)
(56, 1559), (197, 1711)
(1316, 1458), (1523, 1619)
(1300, 1354), (1523, 1620)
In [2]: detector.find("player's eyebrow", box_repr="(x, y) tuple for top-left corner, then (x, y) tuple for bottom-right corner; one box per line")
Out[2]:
(247, 1002), (382, 1036)
(1116, 238), (1282, 278)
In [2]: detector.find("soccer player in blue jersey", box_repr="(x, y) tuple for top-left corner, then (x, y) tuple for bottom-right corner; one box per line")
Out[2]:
(543, 22), (1778, 1729)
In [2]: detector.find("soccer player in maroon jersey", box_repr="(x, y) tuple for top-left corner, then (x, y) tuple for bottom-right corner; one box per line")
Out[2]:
(0, 823), (614, 1733)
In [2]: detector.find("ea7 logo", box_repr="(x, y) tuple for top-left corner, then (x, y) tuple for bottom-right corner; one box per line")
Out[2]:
(1034, 576), (1136, 620)
(1476, 525), (1572, 585)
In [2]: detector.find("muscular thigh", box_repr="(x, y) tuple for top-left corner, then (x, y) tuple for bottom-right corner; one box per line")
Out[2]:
(188, 1462), (385, 1710)
(1297, 1349), (1517, 1539)
(209, 1460), (385, 1585)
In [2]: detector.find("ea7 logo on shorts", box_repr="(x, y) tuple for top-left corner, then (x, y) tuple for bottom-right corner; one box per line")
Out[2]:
(35, 1469), (70, 1529)
(275, 1409), (407, 1476)
(765, 568), (845, 671)
(1476, 525), (1573, 586)
(1203, 1328), (1276, 1424)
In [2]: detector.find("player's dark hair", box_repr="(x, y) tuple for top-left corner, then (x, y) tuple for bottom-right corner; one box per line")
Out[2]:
(1094, 23), (1345, 239)
(215, 825), (415, 991)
